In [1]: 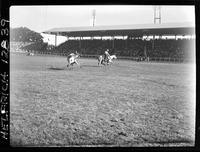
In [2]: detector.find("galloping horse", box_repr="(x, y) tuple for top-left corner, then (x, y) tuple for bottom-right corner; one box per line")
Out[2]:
(27, 52), (34, 56)
(98, 54), (117, 66)
(67, 51), (80, 68)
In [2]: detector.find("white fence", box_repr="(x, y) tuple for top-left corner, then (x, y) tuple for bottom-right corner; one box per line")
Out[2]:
(16, 51), (193, 63)
(79, 55), (192, 63)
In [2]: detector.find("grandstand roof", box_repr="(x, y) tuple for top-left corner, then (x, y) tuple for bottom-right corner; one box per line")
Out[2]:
(42, 22), (195, 37)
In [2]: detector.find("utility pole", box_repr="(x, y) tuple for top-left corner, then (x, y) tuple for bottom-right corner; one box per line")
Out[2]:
(152, 6), (162, 59)
(154, 6), (161, 24)
(92, 9), (96, 27)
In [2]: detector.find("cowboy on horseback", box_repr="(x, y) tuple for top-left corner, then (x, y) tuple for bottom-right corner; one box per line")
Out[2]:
(98, 50), (117, 66)
(103, 49), (111, 63)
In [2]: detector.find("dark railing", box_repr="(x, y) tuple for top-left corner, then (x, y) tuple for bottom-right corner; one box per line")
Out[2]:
(11, 51), (193, 63)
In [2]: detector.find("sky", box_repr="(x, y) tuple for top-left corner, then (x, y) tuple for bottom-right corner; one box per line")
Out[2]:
(10, 5), (195, 45)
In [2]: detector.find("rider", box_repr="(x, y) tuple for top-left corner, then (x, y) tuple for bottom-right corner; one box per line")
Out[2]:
(68, 53), (74, 58)
(104, 49), (111, 62)
(68, 51), (78, 58)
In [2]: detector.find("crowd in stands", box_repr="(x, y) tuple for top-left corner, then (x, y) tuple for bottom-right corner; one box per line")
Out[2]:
(50, 38), (194, 59)
(146, 39), (194, 58)
(20, 42), (48, 53)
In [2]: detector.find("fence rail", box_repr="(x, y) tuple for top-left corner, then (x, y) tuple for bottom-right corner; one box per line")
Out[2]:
(12, 51), (193, 63)
(77, 54), (193, 63)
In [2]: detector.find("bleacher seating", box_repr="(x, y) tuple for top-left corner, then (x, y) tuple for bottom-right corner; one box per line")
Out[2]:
(41, 38), (195, 59)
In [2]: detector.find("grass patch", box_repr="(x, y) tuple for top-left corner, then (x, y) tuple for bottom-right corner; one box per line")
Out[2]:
(10, 54), (195, 147)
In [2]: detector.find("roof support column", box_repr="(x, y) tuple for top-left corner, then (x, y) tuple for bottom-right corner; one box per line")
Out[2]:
(112, 36), (115, 49)
(152, 35), (155, 53)
(79, 37), (81, 50)
(125, 36), (128, 49)
(144, 41), (147, 58)
(55, 33), (57, 47)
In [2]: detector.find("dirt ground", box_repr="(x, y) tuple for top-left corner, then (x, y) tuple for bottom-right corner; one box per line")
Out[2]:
(10, 54), (195, 147)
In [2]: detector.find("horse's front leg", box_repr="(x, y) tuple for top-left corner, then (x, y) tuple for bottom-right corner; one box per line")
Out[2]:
(67, 60), (73, 69)
(67, 61), (71, 67)
(104, 60), (109, 66)
(67, 59), (70, 67)
(99, 59), (103, 66)
(101, 59), (106, 66)
(108, 60), (112, 65)
(75, 60), (81, 68)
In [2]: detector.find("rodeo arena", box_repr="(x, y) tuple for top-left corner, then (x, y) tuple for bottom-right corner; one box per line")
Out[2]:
(10, 7), (196, 147)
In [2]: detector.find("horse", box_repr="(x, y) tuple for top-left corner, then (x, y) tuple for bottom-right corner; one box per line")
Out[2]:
(67, 51), (80, 68)
(98, 54), (117, 66)
(27, 52), (34, 56)
(136, 56), (149, 62)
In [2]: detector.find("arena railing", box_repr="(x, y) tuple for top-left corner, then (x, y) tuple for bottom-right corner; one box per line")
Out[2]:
(34, 51), (193, 63)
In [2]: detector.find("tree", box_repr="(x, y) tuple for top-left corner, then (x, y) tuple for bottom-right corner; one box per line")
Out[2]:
(10, 27), (43, 42)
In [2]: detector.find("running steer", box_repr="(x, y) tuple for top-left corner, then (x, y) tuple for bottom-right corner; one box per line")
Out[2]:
(67, 51), (80, 68)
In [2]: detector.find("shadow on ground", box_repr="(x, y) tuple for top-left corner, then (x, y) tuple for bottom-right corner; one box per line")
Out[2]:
(148, 139), (194, 145)
(48, 67), (66, 70)
(80, 65), (100, 68)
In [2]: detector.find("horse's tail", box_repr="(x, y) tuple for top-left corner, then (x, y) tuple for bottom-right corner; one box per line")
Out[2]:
(97, 55), (102, 66)
(97, 55), (100, 60)
(67, 56), (71, 63)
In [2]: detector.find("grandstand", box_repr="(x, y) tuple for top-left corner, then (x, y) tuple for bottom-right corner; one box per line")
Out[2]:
(42, 22), (195, 62)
